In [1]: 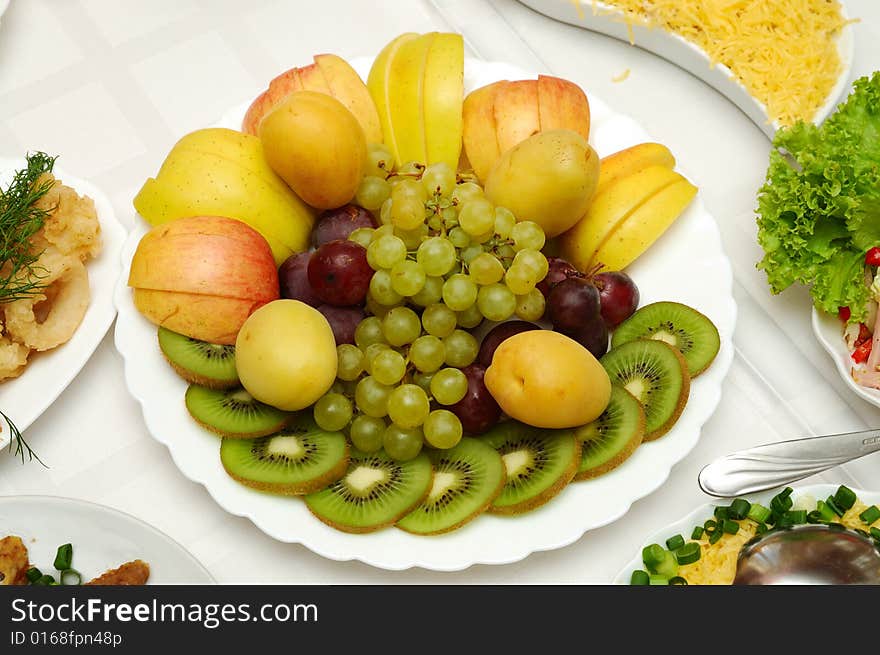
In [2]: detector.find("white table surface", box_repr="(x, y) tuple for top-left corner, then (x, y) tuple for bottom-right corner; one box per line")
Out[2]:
(1, 0), (879, 583)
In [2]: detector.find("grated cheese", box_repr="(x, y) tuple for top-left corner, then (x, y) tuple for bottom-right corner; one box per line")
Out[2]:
(575, 0), (852, 126)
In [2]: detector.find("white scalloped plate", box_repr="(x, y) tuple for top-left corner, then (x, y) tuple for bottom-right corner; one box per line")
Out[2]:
(812, 308), (880, 410)
(613, 483), (880, 584)
(114, 57), (736, 571)
(0, 157), (127, 450)
(518, 0), (855, 137)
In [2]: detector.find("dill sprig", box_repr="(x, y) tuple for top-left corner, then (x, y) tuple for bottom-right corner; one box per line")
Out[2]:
(0, 151), (58, 303)
(1, 409), (45, 466)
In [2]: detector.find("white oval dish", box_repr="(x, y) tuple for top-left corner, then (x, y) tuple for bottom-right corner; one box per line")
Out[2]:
(517, 0), (855, 137)
(612, 483), (880, 584)
(0, 157), (127, 450)
(0, 495), (215, 584)
(114, 57), (736, 571)
(812, 307), (880, 410)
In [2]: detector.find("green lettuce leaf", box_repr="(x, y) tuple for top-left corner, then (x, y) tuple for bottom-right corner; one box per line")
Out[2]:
(756, 71), (880, 322)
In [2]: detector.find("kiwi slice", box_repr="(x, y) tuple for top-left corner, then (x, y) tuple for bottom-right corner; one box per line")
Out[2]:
(158, 327), (238, 389)
(574, 385), (645, 480)
(481, 422), (581, 516)
(221, 415), (349, 495)
(611, 301), (720, 377)
(305, 449), (433, 533)
(600, 340), (689, 441)
(185, 384), (289, 438)
(396, 438), (506, 535)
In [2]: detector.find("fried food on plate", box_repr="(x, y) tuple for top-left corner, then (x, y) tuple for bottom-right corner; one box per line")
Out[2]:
(0, 535), (30, 586)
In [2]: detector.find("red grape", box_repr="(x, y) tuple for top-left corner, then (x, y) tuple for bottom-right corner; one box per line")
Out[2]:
(594, 271), (639, 328)
(536, 256), (580, 299)
(307, 240), (373, 306)
(477, 321), (541, 367)
(547, 277), (601, 333)
(556, 316), (609, 359)
(313, 204), (376, 247)
(317, 304), (365, 345)
(278, 251), (322, 307)
(449, 364), (501, 435)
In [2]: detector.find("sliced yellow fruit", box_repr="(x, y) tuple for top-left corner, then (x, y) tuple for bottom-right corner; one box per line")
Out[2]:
(492, 79), (540, 155)
(594, 142), (676, 196)
(386, 33), (435, 166)
(423, 32), (464, 168)
(315, 54), (383, 144)
(462, 81), (503, 182)
(367, 32), (419, 162)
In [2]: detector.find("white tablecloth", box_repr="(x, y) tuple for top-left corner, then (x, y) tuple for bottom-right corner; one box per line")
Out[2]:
(1, 0), (879, 583)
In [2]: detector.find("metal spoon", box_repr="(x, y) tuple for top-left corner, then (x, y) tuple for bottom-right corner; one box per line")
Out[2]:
(698, 428), (880, 498)
(734, 524), (880, 585)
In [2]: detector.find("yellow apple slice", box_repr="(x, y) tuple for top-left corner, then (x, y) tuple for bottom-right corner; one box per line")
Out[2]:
(367, 33), (419, 165)
(537, 75), (590, 141)
(594, 142), (676, 196)
(423, 32), (464, 168)
(386, 32), (435, 166)
(315, 53), (383, 143)
(462, 81), (504, 181)
(493, 79), (540, 155)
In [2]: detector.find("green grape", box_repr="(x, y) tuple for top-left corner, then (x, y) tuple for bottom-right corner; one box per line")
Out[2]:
(459, 244), (483, 265)
(371, 349), (407, 385)
(495, 243), (516, 264)
(390, 178), (428, 230)
(349, 415), (385, 453)
(387, 384), (430, 428)
(504, 263), (536, 295)
(362, 343), (390, 375)
(395, 223), (428, 250)
(421, 162), (456, 198)
(513, 248), (549, 280)
(469, 253), (505, 285)
(448, 226), (470, 248)
(383, 424), (424, 461)
(379, 197), (393, 225)
(511, 220), (546, 251)
(390, 260), (427, 296)
(365, 143), (394, 178)
(417, 237), (457, 276)
(330, 379), (347, 396)
(458, 198), (495, 236)
(313, 393), (353, 432)
(397, 161), (424, 177)
(515, 288), (546, 322)
(367, 234), (407, 270)
(354, 376), (393, 417)
(456, 303), (483, 329)
(356, 175), (391, 211)
(423, 410), (463, 449)
(430, 367), (468, 405)
(369, 269), (404, 306)
(442, 274), (478, 311)
(441, 206), (458, 228)
(410, 275), (443, 307)
(409, 335), (446, 373)
(349, 227), (375, 248)
(365, 292), (394, 318)
(494, 207), (516, 238)
(372, 223), (395, 241)
(471, 229), (494, 244)
(443, 329), (479, 368)
(382, 306), (421, 346)
(477, 283), (517, 322)
(336, 344), (365, 381)
(451, 181), (483, 206)
(412, 370), (435, 394)
(354, 316), (386, 349)
(422, 303), (457, 337)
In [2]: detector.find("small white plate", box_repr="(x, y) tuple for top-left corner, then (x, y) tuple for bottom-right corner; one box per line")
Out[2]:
(0, 495), (214, 584)
(0, 158), (127, 450)
(612, 483), (880, 584)
(114, 57), (736, 571)
(517, 0), (855, 137)
(812, 307), (880, 409)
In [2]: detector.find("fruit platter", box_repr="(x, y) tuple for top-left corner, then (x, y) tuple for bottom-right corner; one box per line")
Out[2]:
(114, 33), (736, 570)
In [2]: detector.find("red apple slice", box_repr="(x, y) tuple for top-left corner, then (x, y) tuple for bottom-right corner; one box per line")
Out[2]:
(493, 79), (541, 155)
(537, 75), (590, 141)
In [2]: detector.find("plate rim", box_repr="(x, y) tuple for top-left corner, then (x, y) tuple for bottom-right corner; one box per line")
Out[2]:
(0, 493), (216, 584)
(0, 156), (128, 447)
(113, 57), (737, 571)
(811, 306), (880, 409)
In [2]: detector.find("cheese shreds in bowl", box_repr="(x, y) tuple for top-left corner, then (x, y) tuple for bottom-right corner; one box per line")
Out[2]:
(594, 0), (852, 127)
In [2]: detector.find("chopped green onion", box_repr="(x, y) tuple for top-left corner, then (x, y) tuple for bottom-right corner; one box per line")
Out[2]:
(53, 543), (73, 571)
(747, 503), (771, 523)
(713, 506), (729, 520)
(60, 569), (82, 586)
(33, 574), (55, 586)
(642, 544), (666, 570)
(825, 496), (845, 518)
(668, 576), (688, 585)
(807, 510), (824, 524)
(703, 519), (717, 534)
(859, 505), (880, 525)
(709, 528), (723, 545)
(771, 489), (793, 514)
(755, 522), (768, 535)
(816, 500), (836, 522)
(722, 519), (740, 535)
(665, 534), (685, 551)
(675, 542), (701, 565)
(630, 570), (650, 585)
(786, 510), (808, 525)
(649, 575), (669, 586)
(728, 498), (751, 520)
(25, 567), (42, 583)
(834, 486), (857, 511)
(691, 526), (704, 540)
(870, 527), (880, 540)
(655, 550), (680, 578)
